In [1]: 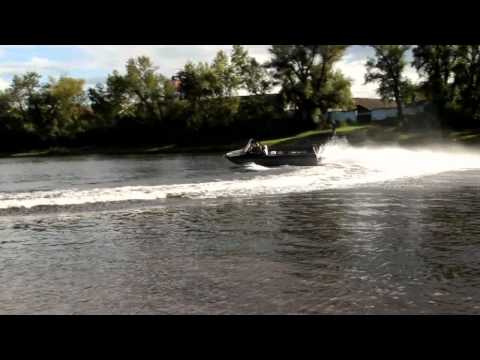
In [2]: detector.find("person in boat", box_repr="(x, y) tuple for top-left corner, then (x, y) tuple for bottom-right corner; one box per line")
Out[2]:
(245, 139), (265, 155)
(244, 139), (255, 152)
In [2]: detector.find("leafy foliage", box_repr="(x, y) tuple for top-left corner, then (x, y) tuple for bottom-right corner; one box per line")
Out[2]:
(453, 45), (480, 119)
(267, 45), (352, 127)
(231, 45), (273, 95)
(413, 45), (459, 110)
(365, 45), (411, 121)
(413, 45), (480, 124)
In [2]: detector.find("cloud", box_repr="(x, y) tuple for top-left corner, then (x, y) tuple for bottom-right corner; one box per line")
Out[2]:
(76, 45), (241, 75)
(335, 59), (378, 98)
(0, 45), (421, 98)
(336, 46), (421, 98)
(0, 56), (77, 77)
(83, 76), (110, 91)
(0, 77), (8, 90)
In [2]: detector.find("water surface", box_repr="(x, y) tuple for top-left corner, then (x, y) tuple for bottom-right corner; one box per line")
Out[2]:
(1, 139), (480, 314)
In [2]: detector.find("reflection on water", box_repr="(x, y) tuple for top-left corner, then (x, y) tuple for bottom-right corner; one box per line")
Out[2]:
(1, 148), (480, 314)
(0, 172), (480, 314)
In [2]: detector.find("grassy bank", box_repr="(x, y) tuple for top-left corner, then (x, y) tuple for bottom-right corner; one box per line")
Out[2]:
(3, 124), (480, 159)
(263, 124), (480, 149)
(2, 143), (249, 158)
(1, 126), (365, 158)
(261, 125), (371, 148)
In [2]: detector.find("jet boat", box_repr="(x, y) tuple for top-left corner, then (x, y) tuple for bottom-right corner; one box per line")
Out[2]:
(225, 139), (320, 167)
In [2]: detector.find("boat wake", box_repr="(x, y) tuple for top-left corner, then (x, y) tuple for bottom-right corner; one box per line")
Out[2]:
(243, 163), (272, 171)
(2, 138), (480, 211)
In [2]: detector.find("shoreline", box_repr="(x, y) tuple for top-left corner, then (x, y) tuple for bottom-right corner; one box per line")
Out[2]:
(2, 125), (480, 159)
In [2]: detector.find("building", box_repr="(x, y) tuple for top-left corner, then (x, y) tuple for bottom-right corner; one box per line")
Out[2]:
(327, 98), (427, 125)
(327, 109), (358, 124)
(327, 98), (396, 125)
(354, 98), (397, 123)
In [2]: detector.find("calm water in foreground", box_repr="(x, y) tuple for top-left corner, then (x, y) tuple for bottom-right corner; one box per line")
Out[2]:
(1, 139), (480, 314)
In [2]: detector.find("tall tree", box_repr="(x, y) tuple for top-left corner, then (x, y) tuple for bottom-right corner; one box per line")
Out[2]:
(267, 45), (352, 128)
(231, 45), (272, 95)
(177, 62), (216, 101)
(365, 45), (411, 123)
(124, 56), (168, 121)
(211, 50), (238, 97)
(453, 45), (480, 119)
(40, 76), (88, 138)
(0, 90), (16, 132)
(401, 80), (425, 105)
(7, 72), (42, 121)
(88, 70), (131, 126)
(412, 45), (459, 112)
(176, 54), (241, 134)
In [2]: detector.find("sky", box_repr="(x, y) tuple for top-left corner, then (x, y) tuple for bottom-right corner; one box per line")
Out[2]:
(0, 45), (420, 98)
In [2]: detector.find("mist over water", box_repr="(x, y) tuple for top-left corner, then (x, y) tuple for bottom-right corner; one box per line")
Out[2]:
(1, 138), (480, 211)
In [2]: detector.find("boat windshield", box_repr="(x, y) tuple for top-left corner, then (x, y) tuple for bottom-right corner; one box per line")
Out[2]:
(244, 139), (263, 154)
(244, 139), (255, 152)
(243, 139), (268, 154)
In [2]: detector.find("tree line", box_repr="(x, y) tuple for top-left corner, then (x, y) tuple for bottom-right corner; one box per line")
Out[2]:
(0, 45), (479, 152)
(366, 45), (480, 129)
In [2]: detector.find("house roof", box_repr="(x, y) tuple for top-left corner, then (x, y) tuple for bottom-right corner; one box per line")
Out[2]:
(354, 98), (397, 110)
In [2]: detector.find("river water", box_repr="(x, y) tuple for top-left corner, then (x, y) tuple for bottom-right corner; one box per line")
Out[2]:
(1, 138), (480, 314)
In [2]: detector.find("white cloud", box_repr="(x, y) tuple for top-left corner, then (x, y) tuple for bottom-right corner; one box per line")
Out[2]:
(76, 45), (242, 75)
(336, 57), (421, 98)
(0, 78), (8, 90)
(76, 45), (421, 98)
(0, 56), (76, 77)
(0, 45), (422, 98)
(335, 59), (378, 98)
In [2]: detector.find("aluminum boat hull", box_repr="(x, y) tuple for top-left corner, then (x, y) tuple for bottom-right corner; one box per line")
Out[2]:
(225, 150), (319, 167)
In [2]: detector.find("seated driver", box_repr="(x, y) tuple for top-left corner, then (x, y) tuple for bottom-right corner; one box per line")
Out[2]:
(251, 140), (260, 154)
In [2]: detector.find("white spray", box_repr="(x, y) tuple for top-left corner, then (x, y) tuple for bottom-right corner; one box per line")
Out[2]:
(1, 139), (480, 209)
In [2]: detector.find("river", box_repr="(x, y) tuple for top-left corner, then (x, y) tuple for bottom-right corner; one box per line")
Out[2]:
(1, 138), (480, 314)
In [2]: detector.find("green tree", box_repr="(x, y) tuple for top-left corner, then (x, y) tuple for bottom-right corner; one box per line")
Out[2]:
(176, 54), (241, 136)
(0, 89), (29, 151)
(0, 91), (10, 116)
(267, 45), (351, 128)
(8, 72), (42, 118)
(211, 50), (238, 97)
(231, 45), (272, 95)
(412, 45), (459, 112)
(400, 80), (425, 105)
(317, 70), (354, 118)
(365, 45), (411, 123)
(452, 45), (480, 119)
(2, 73), (89, 140)
(177, 62), (216, 101)
(124, 56), (168, 121)
(0, 90), (15, 132)
(39, 76), (88, 139)
(88, 70), (131, 126)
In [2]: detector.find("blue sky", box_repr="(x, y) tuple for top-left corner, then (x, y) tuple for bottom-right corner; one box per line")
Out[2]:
(0, 45), (419, 97)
